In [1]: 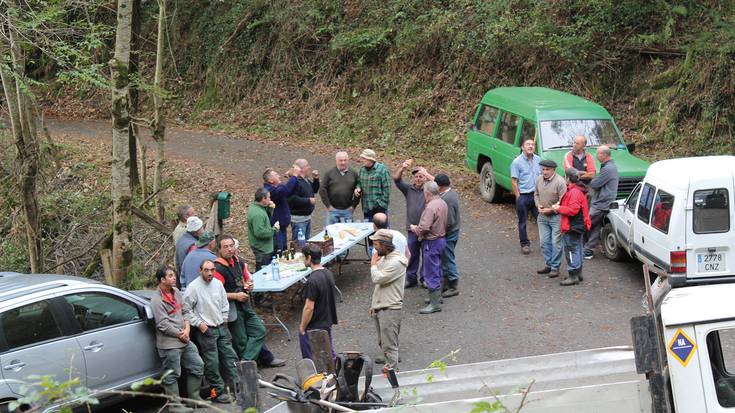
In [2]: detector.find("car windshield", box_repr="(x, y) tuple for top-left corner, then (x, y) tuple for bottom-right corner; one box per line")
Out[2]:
(539, 119), (624, 150)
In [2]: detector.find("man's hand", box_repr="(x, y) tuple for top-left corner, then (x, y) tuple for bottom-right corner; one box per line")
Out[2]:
(198, 323), (208, 334)
(309, 197), (316, 205)
(368, 307), (375, 317)
(268, 201), (276, 209)
(371, 249), (380, 266)
(178, 329), (190, 343)
(551, 203), (560, 212)
(299, 327), (306, 335)
(348, 206), (354, 213)
(273, 221), (281, 231)
(401, 160), (411, 170)
(312, 170), (319, 179)
(353, 187), (362, 197)
(235, 292), (249, 302)
(409, 224), (418, 235)
(328, 206), (335, 212)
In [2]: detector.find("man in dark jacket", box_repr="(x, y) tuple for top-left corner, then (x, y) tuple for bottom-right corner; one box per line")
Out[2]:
(287, 159), (320, 241)
(151, 265), (205, 411)
(583, 145), (619, 259)
(263, 164), (301, 252)
(552, 168), (592, 286)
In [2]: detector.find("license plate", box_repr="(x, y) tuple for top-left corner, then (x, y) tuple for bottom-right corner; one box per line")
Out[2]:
(697, 252), (726, 273)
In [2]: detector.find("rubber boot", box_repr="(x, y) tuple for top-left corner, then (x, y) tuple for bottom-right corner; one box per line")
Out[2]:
(162, 383), (194, 413)
(442, 280), (459, 298)
(424, 296), (444, 304)
(560, 270), (580, 286)
(419, 289), (442, 314)
(185, 375), (204, 407)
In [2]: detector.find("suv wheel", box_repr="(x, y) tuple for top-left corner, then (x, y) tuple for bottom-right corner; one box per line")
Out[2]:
(479, 162), (503, 203)
(601, 223), (626, 261)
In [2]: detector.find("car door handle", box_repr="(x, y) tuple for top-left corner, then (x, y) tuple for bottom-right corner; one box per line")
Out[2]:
(83, 341), (104, 352)
(3, 360), (25, 371)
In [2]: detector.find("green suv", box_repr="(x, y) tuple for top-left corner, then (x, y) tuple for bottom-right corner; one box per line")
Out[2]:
(465, 87), (649, 202)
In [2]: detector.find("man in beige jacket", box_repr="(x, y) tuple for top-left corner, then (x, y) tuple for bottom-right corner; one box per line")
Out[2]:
(369, 229), (408, 372)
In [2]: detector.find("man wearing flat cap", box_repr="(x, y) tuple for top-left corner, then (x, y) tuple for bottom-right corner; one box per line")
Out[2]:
(369, 229), (408, 372)
(393, 159), (434, 288)
(534, 160), (566, 278)
(355, 149), (391, 223)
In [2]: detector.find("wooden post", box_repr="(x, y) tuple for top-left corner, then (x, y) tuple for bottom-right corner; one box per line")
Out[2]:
(236, 360), (258, 410)
(308, 329), (336, 374)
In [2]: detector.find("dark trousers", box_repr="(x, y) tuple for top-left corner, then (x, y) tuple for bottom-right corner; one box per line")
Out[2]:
(516, 193), (538, 246)
(299, 327), (336, 360)
(273, 227), (288, 252)
(406, 232), (422, 284)
(252, 249), (272, 271)
(194, 325), (238, 396)
(228, 302), (266, 361)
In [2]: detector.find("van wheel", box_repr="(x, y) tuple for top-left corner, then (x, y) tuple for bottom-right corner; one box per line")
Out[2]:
(479, 162), (503, 203)
(601, 223), (626, 261)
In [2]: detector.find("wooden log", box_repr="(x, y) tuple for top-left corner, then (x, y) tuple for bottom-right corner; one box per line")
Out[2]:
(236, 360), (258, 410)
(100, 249), (113, 285)
(308, 329), (336, 374)
(131, 205), (171, 236)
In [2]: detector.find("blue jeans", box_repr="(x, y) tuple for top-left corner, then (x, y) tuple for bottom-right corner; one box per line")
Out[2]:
(326, 208), (353, 225)
(441, 229), (460, 282)
(537, 214), (562, 270)
(563, 231), (584, 273)
(516, 193), (538, 246)
(291, 220), (311, 242)
(406, 232), (421, 284)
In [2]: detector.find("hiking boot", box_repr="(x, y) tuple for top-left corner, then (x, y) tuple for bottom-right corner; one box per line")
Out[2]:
(405, 280), (418, 288)
(419, 290), (442, 314)
(548, 268), (560, 278)
(583, 249), (594, 260)
(536, 267), (551, 274)
(521, 245), (531, 255)
(442, 280), (459, 298)
(260, 357), (287, 368)
(374, 355), (386, 364)
(212, 393), (233, 404)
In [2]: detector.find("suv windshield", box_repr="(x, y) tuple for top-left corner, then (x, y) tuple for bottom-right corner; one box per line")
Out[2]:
(540, 119), (624, 150)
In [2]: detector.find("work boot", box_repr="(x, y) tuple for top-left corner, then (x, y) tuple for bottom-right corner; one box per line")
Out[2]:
(162, 383), (194, 413)
(521, 245), (531, 255)
(442, 280), (459, 298)
(423, 296), (444, 304)
(419, 290), (442, 314)
(185, 375), (204, 406)
(560, 270), (580, 286)
(548, 268), (560, 278)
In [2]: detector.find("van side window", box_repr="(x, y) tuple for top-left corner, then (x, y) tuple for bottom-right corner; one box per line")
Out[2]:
(519, 120), (536, 146)
(651, 190), (674, 233)
(637, 183), (656, 224)
(476, 105), (499, 136)
(0, 300), (63, 351)
(694, 189), (730, 234)
(705, 329), (735, 407)
(498, 112), (519, 145)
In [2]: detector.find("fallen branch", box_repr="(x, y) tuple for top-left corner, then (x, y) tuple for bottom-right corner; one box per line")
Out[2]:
(220, 11), (254, 51)
(132, 205), (171, 236)
(47, 232), (110, 273)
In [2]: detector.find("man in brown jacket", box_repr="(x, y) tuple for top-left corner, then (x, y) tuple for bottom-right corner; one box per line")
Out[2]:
(369, 229), (408, 372)
(151, 265), (205, 411)
(410, 181), (448, 314)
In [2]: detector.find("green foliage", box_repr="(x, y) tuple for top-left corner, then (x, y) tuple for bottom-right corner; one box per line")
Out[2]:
(9, 374), (98, 413)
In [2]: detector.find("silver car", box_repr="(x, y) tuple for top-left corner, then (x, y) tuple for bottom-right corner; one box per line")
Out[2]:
(0, 272), (162, 411)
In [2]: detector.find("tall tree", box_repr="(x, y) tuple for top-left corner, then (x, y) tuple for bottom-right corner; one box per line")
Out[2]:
(152, 0), (167, 223)
(128, 0), (141, 192)
(0, 1), (42, 273)
(110, 0), (134, 285)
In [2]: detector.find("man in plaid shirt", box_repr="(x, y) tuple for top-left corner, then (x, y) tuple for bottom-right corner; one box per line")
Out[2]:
(355, 148), (391, 222)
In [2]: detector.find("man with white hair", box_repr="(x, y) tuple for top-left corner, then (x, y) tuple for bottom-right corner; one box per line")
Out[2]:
(319, 151), (360, 225)
(410, 181), (448, 314)
(173, 205), (196, 245)
(287, 159), (320, 241)
(175, 216), (204, 286)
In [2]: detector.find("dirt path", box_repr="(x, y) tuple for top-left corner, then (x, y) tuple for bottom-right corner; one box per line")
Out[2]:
(47, 118), (646, 411)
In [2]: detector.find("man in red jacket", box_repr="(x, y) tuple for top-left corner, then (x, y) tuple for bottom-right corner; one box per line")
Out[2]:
(552, 168), (592, 286)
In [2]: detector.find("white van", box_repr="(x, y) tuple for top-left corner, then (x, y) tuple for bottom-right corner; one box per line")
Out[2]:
(602, 156), (735, 286)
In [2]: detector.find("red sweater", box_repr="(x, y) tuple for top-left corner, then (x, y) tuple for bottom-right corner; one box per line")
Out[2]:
(558, 183), (592, 233)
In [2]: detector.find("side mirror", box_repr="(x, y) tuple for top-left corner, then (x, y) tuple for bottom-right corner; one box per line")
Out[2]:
(467, 121), (476, 131)
(626, 143), (636, 153)
(144, 304), (154, 321)
(609, 201), (619, 210)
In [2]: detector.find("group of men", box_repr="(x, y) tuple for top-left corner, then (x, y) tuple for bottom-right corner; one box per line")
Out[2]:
(511, 135), (619, 286)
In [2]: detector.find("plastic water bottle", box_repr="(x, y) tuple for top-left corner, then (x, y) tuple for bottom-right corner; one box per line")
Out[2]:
(271, 256), (280, 281)
(297, 228), (306, 247)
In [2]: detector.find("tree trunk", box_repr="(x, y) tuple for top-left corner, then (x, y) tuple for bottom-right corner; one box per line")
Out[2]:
(127, 0), (142, 192)
(110, 0), (134, 286)
(137, 126), (148, 201)
(152, 0), (167, 223)
(1, 5), (42, 273)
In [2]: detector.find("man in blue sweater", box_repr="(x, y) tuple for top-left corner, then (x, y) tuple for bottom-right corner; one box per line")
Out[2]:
(263, 163), (301, 252)
(287, 159), (320, 241)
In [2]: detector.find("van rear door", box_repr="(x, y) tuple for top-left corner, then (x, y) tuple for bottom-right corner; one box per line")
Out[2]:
(686, 176), (735, 281)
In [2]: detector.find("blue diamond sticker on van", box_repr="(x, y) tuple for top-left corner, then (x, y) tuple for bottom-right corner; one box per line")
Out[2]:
(668, 328), (697, 367)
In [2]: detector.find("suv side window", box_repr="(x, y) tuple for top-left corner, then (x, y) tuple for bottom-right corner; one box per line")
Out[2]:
(1, 300), (63, 351)
(694, 188), (730, 234)
(498, 112), (519, 145)
(476, 105), (499, 137)
(62, 293), (143, 332)
(637, 183), (656, 224)
(706, 328), (735, 407)
(519, 120), (536, 147)
(651, 190), (675, 234)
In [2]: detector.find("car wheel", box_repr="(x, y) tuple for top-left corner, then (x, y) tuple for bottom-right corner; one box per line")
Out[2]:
(601, 223), (626, 261)
(479, 162), (503, 203)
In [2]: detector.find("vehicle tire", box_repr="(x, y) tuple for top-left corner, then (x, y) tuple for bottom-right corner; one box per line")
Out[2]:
(479, 162), (503, 203)
(601, 222), (626, 261)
